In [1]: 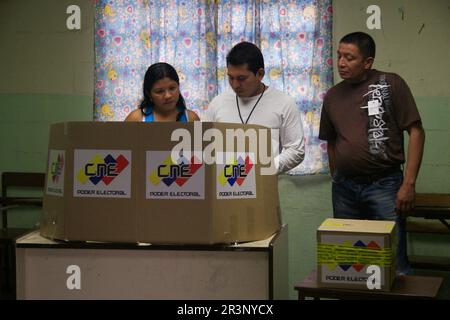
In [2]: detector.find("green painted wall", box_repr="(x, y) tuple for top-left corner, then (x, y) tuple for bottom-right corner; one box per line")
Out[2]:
(0, 0), (449, 299)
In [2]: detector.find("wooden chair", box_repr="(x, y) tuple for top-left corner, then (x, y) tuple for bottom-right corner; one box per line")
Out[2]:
(0, 172), (45, 299)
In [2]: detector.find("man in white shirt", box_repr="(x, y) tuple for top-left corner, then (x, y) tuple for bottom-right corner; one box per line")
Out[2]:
(205, 42), (305, 173)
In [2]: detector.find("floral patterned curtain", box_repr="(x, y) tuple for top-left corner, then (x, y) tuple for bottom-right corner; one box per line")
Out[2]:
(94, 0), (333, 175)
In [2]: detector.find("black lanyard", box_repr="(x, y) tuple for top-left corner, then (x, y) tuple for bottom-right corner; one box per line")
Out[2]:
(236, 85), (266, 124)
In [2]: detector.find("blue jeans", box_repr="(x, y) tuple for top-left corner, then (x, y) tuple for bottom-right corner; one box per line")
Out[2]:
(332, 170), (411, 275)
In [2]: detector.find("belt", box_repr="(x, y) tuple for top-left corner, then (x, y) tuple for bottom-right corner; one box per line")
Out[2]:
(348, 166), (401, 184)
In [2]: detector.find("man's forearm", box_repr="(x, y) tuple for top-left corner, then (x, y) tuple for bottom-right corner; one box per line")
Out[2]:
(276, 143), (305, 173)
(403, 123), (425, 186)
(327, 140), (336, 176)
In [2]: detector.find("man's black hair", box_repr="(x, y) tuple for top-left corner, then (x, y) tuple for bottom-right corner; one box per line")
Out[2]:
(226, 41), (264, 75)
(340, 32), (376, 59)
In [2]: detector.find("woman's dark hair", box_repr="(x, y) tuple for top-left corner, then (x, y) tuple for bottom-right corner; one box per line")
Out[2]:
(226, 41), (264, 75)
(140, 62), (186, 115)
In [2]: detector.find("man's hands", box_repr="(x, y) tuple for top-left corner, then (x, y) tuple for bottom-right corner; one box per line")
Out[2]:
(396, 182), (415, 215)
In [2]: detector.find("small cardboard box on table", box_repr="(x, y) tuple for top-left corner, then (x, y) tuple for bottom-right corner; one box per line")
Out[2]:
(41, 121), (281, 244)
(317, 218), (396, 291)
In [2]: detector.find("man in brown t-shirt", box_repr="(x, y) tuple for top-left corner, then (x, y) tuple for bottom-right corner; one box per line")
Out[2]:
(319, 32), (425, 275)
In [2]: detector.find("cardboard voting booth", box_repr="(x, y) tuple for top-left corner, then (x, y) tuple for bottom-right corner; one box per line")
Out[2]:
(41, 121), (281, 244)
(317, 218), (396, 291)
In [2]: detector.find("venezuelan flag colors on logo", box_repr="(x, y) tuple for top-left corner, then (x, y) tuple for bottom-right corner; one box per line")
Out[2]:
(148, 154), (202, 187)
(51, 153), (65, 183)
(216, 152), (256, 200)
(73, 150), (132, 198)
(319, 233), (391, 286)
(318, 240), (385, 272)
(76, 153), (129, 186)
(46, 149), (66, 197)
(146, 151), (205, 200)
(217, 155), (253, 187)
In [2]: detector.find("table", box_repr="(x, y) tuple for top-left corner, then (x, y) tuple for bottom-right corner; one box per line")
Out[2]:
(16, 225), (288, 300)
(409, 193), (450, 230)
(407, 193), (450, 270)
(294, 270), (443, 300)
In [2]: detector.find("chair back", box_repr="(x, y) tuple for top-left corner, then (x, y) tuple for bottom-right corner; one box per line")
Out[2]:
(1, 172), (45, 229)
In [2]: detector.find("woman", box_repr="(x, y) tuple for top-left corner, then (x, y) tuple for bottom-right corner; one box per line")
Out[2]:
(125, 62), (199, 122)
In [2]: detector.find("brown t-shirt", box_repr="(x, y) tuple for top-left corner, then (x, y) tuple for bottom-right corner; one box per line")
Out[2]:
(319, 69), (421, 177)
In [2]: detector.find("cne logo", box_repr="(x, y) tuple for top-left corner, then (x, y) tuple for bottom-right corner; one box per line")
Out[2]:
(77, 154), (129, 185)
(218, 155), (253, 187)
(51, 153), (65, 183)
(320, 240), (385, 272)
(149, 154), (202, 187)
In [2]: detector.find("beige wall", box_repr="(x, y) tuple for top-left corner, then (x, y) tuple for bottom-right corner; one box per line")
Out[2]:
(0, 0), (94, 95)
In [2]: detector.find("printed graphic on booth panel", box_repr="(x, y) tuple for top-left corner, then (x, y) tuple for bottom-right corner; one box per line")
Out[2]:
(74, 149), (131, 198)
(216, 152), (256, 200)
(46, 149), (65, 196)
(146, 151), (205, 200)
